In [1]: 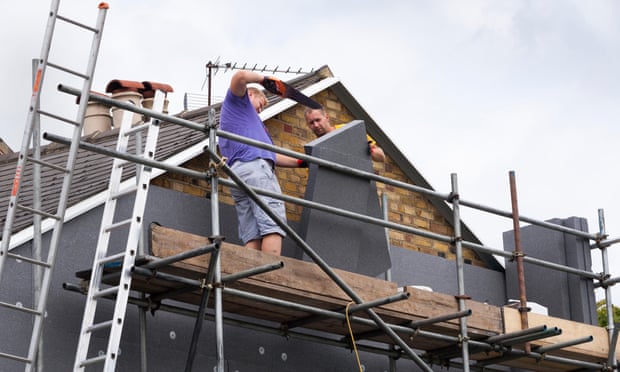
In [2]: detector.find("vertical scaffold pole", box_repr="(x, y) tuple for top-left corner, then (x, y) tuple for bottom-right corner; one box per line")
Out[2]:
(509, 170), (531, 353)
(450, 173), (470, 371)
(208, 109), (225, 372)
(598, 209), (618, 370)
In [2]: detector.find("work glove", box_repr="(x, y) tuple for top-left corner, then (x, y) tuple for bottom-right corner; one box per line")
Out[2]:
(261, 76), (286, 97)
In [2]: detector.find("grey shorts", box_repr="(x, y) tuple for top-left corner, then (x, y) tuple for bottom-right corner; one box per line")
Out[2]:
(230, 158), (287, 244)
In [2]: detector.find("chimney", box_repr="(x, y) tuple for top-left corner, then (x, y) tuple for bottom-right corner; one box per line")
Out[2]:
(141, 81), (174, 121)
(77, 91), (113, 137)
(105, 79), (145, 128)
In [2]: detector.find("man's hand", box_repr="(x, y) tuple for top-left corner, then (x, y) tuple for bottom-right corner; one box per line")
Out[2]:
(261, 76), (286, 97)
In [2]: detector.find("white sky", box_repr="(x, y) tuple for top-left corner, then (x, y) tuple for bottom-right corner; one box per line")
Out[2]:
(1, 1), (619, 305)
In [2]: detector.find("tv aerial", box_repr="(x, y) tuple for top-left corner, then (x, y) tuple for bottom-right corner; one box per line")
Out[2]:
(200, 57), (313, 105)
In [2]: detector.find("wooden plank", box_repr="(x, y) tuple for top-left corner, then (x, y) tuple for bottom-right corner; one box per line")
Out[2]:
(503, 307), (616, 363)
(149, 225), (506, 349)
(151, 224), (398, 302)
(150, 225), (494, 346)
(141, 224), (614, 370)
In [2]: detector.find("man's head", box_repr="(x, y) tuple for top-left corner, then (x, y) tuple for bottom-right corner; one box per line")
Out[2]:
(304, 107), (334, 137)
(248, 87), (267, 113)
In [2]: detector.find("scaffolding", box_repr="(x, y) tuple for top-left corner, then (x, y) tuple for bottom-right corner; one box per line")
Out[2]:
(0, 4), (617, 369)
(38, 84), (620, 371)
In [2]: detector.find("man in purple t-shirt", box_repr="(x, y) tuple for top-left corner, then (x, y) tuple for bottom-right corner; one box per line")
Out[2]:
(219, 70), (302, 256)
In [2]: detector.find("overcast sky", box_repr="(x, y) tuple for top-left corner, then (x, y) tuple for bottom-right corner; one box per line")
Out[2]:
(1, 1), (619, 304)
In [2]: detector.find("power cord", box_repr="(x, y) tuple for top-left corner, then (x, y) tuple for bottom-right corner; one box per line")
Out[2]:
(345, 301), (363, 371)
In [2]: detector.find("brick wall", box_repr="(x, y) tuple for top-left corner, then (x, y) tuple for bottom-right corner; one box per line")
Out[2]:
(152, 88), (488, 267)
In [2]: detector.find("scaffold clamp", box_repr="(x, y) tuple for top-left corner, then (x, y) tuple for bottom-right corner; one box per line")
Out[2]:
(510, 250), (526, 262)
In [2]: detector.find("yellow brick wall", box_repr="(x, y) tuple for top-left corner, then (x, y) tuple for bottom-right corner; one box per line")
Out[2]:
(152, 88), (488, 267)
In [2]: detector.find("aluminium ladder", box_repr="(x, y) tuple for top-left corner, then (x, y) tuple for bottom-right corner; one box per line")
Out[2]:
(0, 1), (108, 371)
(73, 91), (166, 371)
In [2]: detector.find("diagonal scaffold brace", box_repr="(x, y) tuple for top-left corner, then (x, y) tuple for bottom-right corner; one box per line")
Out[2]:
(203, 146), (434, 372)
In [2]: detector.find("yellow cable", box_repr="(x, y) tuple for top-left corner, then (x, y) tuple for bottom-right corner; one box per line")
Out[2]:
(345, 301), (363, 371)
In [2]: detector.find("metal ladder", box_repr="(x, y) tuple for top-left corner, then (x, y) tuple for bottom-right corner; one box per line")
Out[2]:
(0, 1), (108, 371)
(73, 91), (166, 371)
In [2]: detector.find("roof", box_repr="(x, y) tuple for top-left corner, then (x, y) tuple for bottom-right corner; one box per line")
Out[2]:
(0, 65), (502, 270)
(0, 138), (12, 155)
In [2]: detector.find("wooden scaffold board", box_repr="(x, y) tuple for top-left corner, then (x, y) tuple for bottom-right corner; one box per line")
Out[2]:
(75, 224), (617, 371)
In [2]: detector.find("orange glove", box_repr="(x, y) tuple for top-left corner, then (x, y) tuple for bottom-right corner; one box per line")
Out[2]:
(261, 76), (286, 97)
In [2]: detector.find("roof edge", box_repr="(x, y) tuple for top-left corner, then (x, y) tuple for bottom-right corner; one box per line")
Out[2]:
(261, 77), (340, 120)
(6, 139), (208, 251)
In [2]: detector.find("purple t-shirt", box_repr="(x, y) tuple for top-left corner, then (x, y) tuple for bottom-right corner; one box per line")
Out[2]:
(219, 89), (275, 166)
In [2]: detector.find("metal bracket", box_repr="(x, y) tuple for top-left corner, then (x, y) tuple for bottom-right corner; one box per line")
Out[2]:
(509, 250), (526, 262)
(457, 333), (470, 347)
(199, 277), (209, 289)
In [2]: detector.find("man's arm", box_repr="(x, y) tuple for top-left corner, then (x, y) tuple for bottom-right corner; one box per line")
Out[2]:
(275, 153), (308, 168)
(230, 70), (265, 97)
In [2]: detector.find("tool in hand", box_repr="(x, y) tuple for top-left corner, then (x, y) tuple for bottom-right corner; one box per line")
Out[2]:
(261, 76), (322, 109)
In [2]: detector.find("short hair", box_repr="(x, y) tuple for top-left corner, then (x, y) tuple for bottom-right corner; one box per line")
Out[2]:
(304, 105), (326, 118)
(248, 86), (267, 106)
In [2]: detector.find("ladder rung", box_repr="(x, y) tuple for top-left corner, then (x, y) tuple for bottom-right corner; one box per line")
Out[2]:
(7, 252), (51, 268)
(116, 156), (155, 170)
(98, 252), (125, 266)
(25, 156), (70, 173)
(115, 159), (132, 168)
(93, 286), (119, 299)
(79, 354), (107, 368)
(56, 14), (100, 33)
(124, 123), (150, 136)
(86, 319), (114, 333)
(46, 61), (89, 80)
(37, 109), (80, 126)
(0, 350), (32, 364)
(104, 219), (132, 232)
(110, 185), (138, 200)
(16, 204), (60, 220)
(0, 301), (42, 316)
